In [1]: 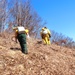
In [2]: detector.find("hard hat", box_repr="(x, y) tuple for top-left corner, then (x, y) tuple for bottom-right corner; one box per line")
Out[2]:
(13, 27), (17, 30)
(44, 27), (47, 29)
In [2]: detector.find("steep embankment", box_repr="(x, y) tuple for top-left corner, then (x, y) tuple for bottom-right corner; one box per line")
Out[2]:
(0, 35), (75, 75)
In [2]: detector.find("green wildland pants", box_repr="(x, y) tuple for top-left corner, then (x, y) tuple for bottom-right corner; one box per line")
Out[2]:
(17, 33), (28, 54)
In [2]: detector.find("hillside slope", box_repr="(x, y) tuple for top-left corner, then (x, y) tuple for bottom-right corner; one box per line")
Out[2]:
(0, 35), (75, 75)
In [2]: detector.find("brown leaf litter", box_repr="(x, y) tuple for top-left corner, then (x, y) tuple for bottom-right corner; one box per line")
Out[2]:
(0, 35), (75, 75)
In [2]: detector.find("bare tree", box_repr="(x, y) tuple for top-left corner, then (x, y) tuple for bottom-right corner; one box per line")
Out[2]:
(0, 0), (7, 33)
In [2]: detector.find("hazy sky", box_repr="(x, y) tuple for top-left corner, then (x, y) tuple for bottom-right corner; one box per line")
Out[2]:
(31, 0), (75, 41)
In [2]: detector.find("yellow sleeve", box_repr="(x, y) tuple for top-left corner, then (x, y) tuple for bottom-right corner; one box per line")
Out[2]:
(15, 30), (18, 38)
(25, 29), (29, 34)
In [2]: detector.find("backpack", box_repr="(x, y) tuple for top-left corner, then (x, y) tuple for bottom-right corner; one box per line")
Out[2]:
(17, 26), (25, 34)
(42, 29), (48, 34)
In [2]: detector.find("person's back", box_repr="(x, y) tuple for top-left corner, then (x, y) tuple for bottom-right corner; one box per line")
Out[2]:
(44, 27), (51, 37)
(40, 27), (51, 44)
(13, 26), (28, 54)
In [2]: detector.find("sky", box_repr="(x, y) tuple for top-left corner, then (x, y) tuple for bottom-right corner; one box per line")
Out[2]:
(31, 0), (75, 41)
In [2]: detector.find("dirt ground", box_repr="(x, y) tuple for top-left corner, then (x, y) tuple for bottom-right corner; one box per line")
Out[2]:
(0, 34), (75, 75)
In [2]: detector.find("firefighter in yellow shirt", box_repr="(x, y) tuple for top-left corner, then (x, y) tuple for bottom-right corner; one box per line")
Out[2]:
(13, 26), (28, 54)
(40, 27), (51, 45)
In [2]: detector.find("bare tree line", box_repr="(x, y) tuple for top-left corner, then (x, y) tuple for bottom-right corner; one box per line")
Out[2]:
(0, 0), (75, 48)
(51, 30), (75, 48)
(0, 0), (44, 37)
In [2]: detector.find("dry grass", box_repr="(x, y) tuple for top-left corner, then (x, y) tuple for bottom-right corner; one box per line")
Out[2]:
(0, 34), (75, 75)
